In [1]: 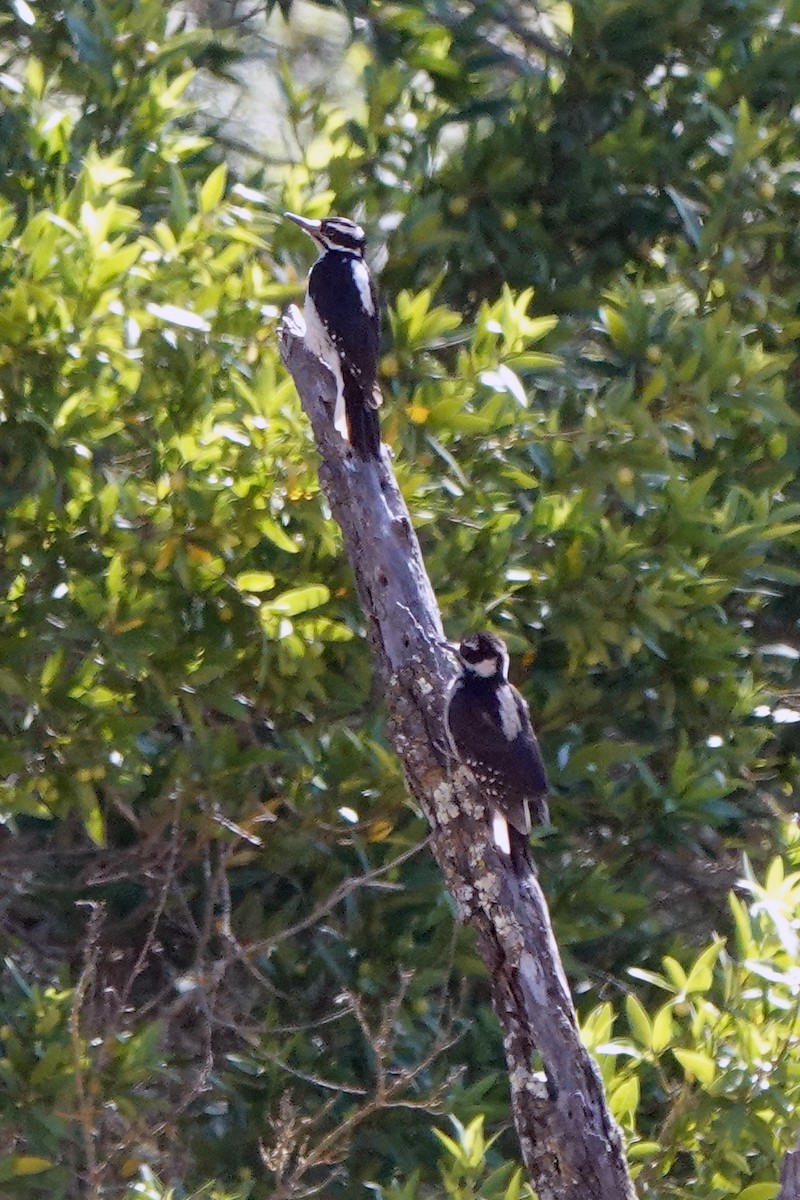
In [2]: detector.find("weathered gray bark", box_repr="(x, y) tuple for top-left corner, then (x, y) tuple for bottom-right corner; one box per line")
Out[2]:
(779, 1141), (800, 1200)
(279, 306), (636, 1200)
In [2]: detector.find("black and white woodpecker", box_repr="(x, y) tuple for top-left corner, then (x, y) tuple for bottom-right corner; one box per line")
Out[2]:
(285, 211), (382, 460)
(444, 631), (549, 864)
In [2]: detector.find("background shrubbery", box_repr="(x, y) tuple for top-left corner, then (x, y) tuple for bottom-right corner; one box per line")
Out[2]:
(1, 1), (799, 1196)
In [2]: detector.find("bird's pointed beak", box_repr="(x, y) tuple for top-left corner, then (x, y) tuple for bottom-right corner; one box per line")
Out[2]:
(285, 211), (323, 241)
(438, 639), (460, 657)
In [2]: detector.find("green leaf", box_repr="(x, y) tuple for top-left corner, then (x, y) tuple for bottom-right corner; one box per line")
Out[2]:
(641, 368), (666, 404)
(735, 1185), (780, 1200)
(258, 517), (300, 553)
(199, 162), (228, 213)
(460, 1114), (486, 1165)
(40, 648), (65, 692)
(729, 894), (754, 956)
(263, 585), (330, 616)
(673, 1048), (716, 1087)
(106, 554), (125, 600)
(236, 571), (276, 593)
(16, 1156), (53, 1175)
(0, 207), (16, 243)
(650, 1002), (674, 1053)
(662, 957), (687, 991)
(0, 1156), (53, 1180)
(685, 939), (725, 994)
(432, 1128), (463, 1161)
(91, 240), (141, 287)
(83, 800), (106, 848)
(169, 161), (190, 230)
(609, 1074), (639, 1121)
(599, 304), (629, 350)
(521, 315), (558, 342)
(625, 994), (652, 1047)
(627, 1142), (663, 1160)
(503, 1167), (524, 1200)
(505, 351), (561, 370)
(581, 1001), (614, 1048)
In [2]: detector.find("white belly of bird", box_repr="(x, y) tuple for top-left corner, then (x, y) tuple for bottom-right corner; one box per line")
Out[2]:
(303, 295), (348, 440)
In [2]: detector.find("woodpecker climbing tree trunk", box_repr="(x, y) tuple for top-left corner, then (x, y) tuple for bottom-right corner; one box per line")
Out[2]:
(279, 307), (637, 1200)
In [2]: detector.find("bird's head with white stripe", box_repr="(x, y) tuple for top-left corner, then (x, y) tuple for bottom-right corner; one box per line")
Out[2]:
(285, 212), (366, 255)
(454, 631), (510, 682)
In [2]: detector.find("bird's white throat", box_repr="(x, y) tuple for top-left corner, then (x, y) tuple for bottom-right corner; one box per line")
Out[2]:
(470, 657), (500, 678)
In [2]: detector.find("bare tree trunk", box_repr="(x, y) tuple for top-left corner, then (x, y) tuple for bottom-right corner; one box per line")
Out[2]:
(780, 1141), (800, 1200)
(279, 308), (636, 1200)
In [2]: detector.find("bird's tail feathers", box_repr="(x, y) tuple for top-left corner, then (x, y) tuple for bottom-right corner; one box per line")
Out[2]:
(508, 824), (536, 878)
(344, 375), (381, 460)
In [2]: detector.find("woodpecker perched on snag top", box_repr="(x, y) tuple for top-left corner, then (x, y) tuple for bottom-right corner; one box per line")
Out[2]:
(285, 211), (382, 460)
(444, 631), (549, 864)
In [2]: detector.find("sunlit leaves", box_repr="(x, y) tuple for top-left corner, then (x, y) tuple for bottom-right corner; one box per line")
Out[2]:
(199, 162), (228, 214)
(429, 1115), (527, 1200)
(261, 584), (331, 617)
(579, 853), (800, 1190)
(673, 1048), (716, 1088)
(235, 571), (276, 594)
(390, 286), (463, 351)
(625, 994), (652, 1048)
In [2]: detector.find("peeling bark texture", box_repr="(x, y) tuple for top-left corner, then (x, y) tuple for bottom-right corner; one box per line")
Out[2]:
(779, 1142), (800, 1200)
(279, 307), (636, 1200)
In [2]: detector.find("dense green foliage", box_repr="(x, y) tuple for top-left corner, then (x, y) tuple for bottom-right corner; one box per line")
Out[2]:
(1, 0), (799, 1197)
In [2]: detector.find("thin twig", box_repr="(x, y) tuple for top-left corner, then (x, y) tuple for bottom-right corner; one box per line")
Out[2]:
(69, 901), (106, 1199)
(246, 835), (431, 956)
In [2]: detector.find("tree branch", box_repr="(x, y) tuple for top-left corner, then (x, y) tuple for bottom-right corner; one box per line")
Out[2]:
(780, 1140), (800, 1200)
(279, 306), (635, 1200)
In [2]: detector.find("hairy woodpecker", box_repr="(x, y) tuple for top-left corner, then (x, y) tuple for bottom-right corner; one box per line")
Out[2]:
(444, 631), (549, 863)
(285, 211), (382, 460)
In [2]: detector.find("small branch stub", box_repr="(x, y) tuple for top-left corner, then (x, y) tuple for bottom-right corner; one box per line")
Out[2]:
(279, 314), (636, 1200)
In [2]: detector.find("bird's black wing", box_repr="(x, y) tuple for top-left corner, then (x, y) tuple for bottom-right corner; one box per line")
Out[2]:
(307, 256), (380, 381)
(308, 255), (381, 458)
(447, 683), (549, 833)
